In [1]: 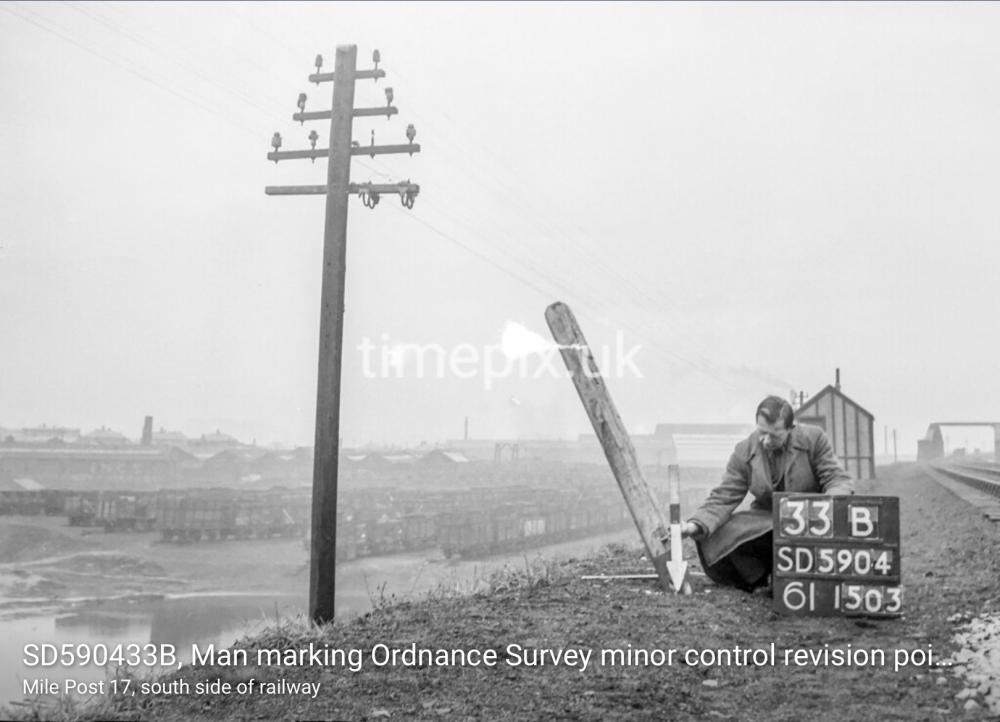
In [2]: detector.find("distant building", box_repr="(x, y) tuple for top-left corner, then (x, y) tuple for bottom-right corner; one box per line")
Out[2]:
(198, 447), (272, 485)
(245, 448), (313, 486)
(83, 427), (129, 446)
(185, 430), (243, 459)
(152, 427), (190, 448)
(2, 425), (82, 445)
(0, 446), (195, 489)
(344, 453), (393, 469)
(446, 438), (606, 465)
(796, 371), (875, 480)
(419, 450), (471, 465)
(651, 423), (755, 467)
(445, 424), (755, 469)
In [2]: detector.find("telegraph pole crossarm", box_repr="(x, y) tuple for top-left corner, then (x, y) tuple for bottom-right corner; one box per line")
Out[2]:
(265, 182), (421, 197)
(267, 143), (420, 162)
(264, 45), (421, 625)
(309, 68), (385, 83)
(294, 107), (399, 122)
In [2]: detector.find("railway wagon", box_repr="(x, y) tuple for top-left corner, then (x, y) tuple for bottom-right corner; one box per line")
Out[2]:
(157, 490), (308, 542)
(437, 509), (487, 558)
(400, 512), (436, 550)
(543, 507), (570, 541)
(278, 492), (311, 532)
(301, 511), (362, 560)
(438, 505), (546, 559)
(0, 490), (47, 515)
(65, 493), (101, 526)
(495, 506), (526, 549)
(438, 493), (635, 559)
(0, 489), (68, 516)
(98, 493), (157, 532)
(302, 511), (438, 561)
(363, 519), (405, 555)
(336, 518), (360, 560)
(569, 503), (590, 532)
(157, 493), (229, 540)
(521, 508), (547, 539)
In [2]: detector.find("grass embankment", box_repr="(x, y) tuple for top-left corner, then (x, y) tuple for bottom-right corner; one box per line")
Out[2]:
(9, 463), (1000, 721)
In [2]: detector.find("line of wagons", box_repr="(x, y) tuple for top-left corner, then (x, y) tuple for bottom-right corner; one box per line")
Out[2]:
(0, 488), (307, 539)
(0, 486), (634, 560)
(327, 494), (633, 561)
(60, 489), (309, 539)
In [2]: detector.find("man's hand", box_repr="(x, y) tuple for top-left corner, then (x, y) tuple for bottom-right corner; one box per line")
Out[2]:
(680, 521), (702, 538)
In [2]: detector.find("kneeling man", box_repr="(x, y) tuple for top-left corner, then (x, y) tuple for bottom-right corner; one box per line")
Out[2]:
(681, 395), (854, 591)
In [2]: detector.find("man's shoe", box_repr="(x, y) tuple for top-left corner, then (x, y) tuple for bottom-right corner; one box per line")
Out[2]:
(751, 573), (774, 598)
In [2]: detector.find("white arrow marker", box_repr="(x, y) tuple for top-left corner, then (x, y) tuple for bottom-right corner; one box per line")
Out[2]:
(666, 464), (689, 593)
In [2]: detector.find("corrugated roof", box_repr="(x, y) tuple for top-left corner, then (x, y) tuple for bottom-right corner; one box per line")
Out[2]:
(12, 477), (44, 491)
(85, 428), (128, 439)
(799, 385), (875, 420)
(672, 434), (746, 466)
(420, 450), (471, 463)
(205, 447), (270, 463)
(0, 447), (173, 459)
(4, 426), (81, 443)
(384, 454), (417, 464)
(654, 423), (754, 438)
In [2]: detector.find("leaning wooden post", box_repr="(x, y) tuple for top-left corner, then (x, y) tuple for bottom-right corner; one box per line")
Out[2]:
(545, 301), (676, 591)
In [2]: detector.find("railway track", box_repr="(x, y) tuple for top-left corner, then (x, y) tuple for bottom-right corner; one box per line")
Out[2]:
(926, 460), (1000, 521)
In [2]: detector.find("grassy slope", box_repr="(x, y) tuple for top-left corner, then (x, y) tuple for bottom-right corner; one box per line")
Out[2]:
(10, 463), (1000, 721)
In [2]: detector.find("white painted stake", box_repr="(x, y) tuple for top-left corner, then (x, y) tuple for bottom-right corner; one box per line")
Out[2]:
(666, 464), (690, 593)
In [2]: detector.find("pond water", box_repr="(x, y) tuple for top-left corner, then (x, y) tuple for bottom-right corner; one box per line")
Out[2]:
(1, 592), (304, 706)
(1, 528), (635, 706)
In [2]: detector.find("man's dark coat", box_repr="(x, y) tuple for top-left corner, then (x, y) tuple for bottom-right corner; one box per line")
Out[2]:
(689, 423), (854, 567)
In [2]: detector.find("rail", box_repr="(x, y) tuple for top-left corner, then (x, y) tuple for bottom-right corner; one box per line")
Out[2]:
(930, 460), (1000, 499)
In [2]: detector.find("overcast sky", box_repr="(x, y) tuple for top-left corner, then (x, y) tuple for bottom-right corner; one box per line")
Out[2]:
(1, 2), (998, 454)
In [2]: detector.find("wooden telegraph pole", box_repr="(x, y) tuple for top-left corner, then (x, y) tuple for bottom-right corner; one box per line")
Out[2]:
(265, 45), (421, 624)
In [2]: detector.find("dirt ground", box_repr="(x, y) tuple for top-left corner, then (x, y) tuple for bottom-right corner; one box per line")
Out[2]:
(0, 517), (641, 629)
(32, 462), (998, 722)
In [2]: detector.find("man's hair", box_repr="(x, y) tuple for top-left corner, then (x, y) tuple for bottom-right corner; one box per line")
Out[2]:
(755, 395), (795, 429)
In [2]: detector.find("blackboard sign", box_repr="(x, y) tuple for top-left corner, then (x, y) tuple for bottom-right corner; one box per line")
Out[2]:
(772, 493), (902, 617)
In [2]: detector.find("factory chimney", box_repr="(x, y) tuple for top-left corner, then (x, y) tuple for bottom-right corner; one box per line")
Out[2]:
(835, 368), (841, 391)
(464, 416), (469, 441)
(141, 416), (153, 446)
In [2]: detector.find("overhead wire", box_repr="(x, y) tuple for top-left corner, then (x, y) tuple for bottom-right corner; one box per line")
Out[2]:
(379, 64), (739, 372)
(339, 78), (723, 374)
(0, 3), (262, 138)
(53, 1), (665, 328)
(383, 63), (704, 321)
(376, 51), (786, 391)
(362, 72), (740, 383)
(9, 4), (757, 391)
(37, 2), (607, 332)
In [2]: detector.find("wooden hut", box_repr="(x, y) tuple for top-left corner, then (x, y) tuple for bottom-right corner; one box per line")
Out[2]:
(796, 369), (876, 480)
